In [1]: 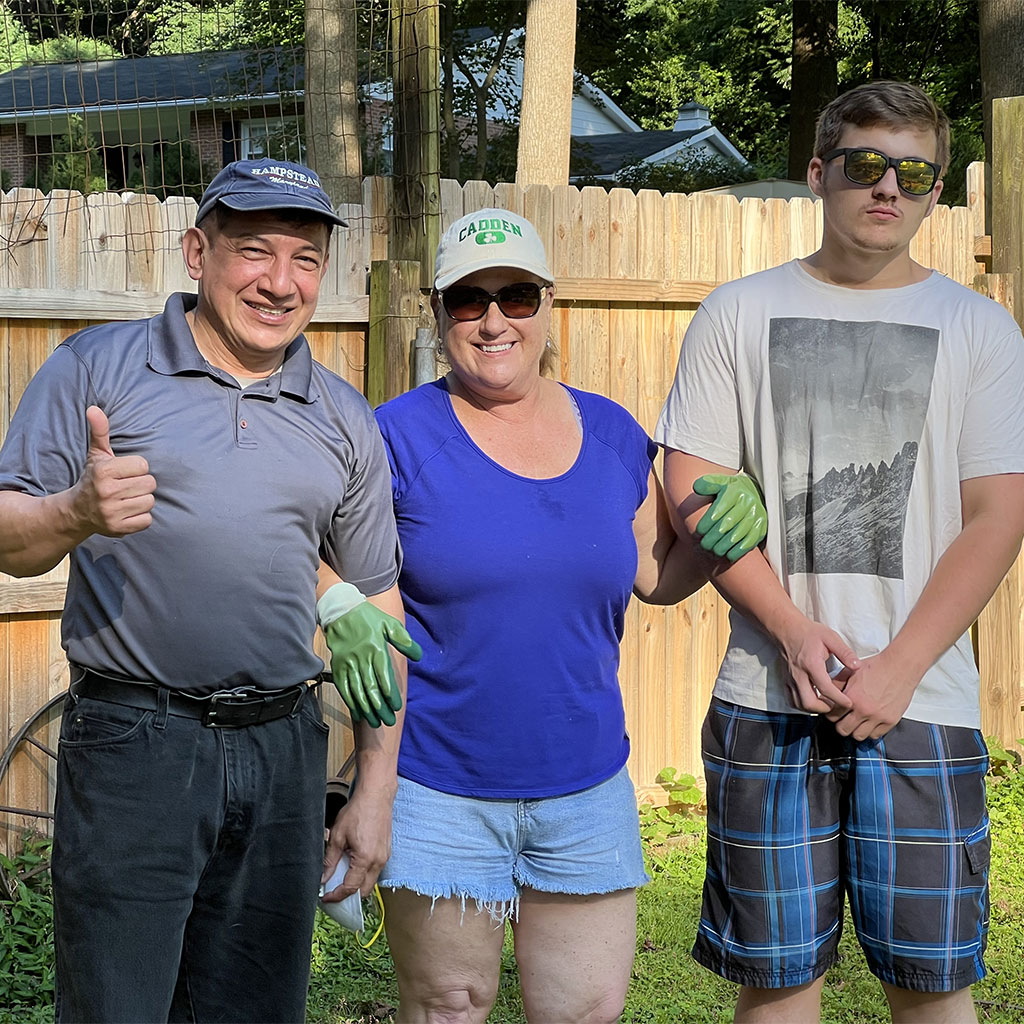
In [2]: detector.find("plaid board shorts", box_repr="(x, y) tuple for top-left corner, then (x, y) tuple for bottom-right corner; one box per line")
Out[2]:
(693, 698), (990, 993)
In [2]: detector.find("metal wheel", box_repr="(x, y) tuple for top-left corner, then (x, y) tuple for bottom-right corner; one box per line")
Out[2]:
(0, 689), (66, 894)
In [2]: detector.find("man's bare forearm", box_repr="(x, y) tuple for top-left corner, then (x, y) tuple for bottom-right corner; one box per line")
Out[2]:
(0, 489), (87, 577)
(663, 448), (856, 712)
(662, 450), (792, 633)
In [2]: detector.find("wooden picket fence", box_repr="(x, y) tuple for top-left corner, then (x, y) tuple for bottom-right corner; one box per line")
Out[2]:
(1, 164), (1021, 851)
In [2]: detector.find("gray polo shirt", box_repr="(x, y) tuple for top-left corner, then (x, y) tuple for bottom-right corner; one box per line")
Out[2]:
(0, 294), (400, 693)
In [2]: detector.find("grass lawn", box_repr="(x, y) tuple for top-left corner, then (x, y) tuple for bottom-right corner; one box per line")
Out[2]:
(2, 763), (1021, 1023)
(306, 765), (1024, 1024)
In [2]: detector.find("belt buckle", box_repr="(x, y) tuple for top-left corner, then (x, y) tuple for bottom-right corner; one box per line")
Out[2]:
(287, 686), (305, 717)
(201, 686), (304, 727)
(202, 687), (258, 728)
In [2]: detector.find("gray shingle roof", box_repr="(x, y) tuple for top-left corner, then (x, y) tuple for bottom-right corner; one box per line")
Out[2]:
(0, 48), (302, 115)
(570, 129), (704, 177)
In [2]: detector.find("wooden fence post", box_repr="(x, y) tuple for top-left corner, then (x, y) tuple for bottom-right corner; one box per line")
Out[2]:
(991, 96), (1024, 328)
(366, 259), (421, 406)
(390, 0), (441, 287)
(973, 271), (1024, 753)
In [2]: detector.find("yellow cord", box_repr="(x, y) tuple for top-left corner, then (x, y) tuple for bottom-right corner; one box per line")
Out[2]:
(356, 884), (386, 950)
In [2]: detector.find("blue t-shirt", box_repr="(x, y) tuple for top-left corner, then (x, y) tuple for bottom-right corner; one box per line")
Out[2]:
(375, 379), (657, 798)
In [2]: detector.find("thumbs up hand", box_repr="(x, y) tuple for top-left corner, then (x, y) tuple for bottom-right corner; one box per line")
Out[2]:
(71, 406), (157, 537)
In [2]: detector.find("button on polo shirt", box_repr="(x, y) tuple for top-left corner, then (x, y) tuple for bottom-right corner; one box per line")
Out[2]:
(0, 294), (400, 693)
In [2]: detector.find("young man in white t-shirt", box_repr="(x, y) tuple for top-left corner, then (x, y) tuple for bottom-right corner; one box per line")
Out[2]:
(656, 81), (1024, 1024)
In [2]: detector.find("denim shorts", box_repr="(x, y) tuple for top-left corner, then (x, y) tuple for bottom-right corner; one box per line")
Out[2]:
(694, 698), (990, 993)
(378, 764), (649, 918)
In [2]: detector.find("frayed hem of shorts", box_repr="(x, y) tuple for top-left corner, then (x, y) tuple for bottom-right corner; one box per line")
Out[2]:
(691, 942), (836, 988)
(381, 882), (519, 924)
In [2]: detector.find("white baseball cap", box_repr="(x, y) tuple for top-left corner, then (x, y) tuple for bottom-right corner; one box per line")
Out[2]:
(434, 208), (554, 291)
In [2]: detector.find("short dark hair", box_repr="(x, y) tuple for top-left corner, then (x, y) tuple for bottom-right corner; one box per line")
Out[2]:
(814, 81), (950, 171)
(196, 202), (334, 243)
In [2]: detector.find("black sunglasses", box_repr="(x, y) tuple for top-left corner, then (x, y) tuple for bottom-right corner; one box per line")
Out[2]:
(440, 282), (545, 322)
(822, 147), (941, 196)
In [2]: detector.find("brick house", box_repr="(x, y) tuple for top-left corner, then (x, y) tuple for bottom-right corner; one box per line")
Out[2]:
(0, 45), (747, 194)
(0, 47), (364, 192)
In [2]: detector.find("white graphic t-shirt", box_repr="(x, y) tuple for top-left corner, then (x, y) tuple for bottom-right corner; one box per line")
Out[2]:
(656, 259), (1024, 728)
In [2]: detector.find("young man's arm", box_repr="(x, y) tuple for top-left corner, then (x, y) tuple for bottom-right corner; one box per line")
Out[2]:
(825, 472), (1024, 740)
(633, 467), (767, 604)
(663, 448), (857, 714)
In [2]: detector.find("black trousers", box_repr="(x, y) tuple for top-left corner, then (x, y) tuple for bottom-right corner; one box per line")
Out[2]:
(52, 685), (329, 1023)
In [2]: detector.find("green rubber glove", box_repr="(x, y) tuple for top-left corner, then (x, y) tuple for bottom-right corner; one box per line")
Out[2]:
(318, 583), (422, 729)
(693, 473), (767, 562)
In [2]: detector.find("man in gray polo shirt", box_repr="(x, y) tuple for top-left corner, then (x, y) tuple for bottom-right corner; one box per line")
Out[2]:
(0, 160), (409, 1023)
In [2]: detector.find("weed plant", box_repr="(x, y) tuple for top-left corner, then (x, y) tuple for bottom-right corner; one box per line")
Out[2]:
(0, 833), (54, 1024)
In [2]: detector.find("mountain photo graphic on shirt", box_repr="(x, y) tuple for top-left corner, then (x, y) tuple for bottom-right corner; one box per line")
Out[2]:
(769, 317), (938, 578)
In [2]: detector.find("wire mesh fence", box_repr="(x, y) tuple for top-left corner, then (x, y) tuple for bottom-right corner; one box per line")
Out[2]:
(0, 1), (533, 271)
(0, 1), (396, 191)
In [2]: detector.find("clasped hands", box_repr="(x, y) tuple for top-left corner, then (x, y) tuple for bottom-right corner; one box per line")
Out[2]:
(691, 477), (916, 740)
(318, 582), (422, 729)
(775, 613), (918, 741)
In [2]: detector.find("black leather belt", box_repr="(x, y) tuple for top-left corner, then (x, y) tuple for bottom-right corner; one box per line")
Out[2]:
(70, 667), (309, 728)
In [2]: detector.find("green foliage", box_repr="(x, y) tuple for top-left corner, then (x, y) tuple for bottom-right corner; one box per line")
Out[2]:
(576, 0), (984, 199)
(0, 8), (34, 72)
(27, 114), (108, 195)
(306, 908), (399, 1023)
(638, 766), (705, 847)
(0, 0), (275, 62)
(655, 766), (704, 806)
(26, 35), (118, 62)
(215, 0), (304, 50)
(577, 0), (793, 177)
(0, 833), (54, 1022)
(986, 735), (1023, 778)
(438, 1), (527, 184)
(143, 2), (237, 57)
(612, 150), (757, 195)
(126, 140), (217, 200)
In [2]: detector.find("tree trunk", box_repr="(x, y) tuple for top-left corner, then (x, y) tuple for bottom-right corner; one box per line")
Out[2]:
(304, 0), (362, 204)
(516, 0), (576, 186)
(390, 0), (441, 279)
(439, 1), (460, 179)
(980, 0), (1024, 224)
(788, 0), (837, 181)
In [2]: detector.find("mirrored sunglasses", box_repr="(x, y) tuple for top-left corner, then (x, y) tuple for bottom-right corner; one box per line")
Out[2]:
(440, 282), (545, 322)
(822, 147), (941, 196)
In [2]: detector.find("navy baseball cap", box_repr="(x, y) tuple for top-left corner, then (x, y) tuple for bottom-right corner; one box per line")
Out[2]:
(195, 158), (347, 227)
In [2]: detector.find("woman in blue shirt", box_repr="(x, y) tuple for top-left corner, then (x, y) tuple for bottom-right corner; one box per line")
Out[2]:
(321, 208), (765, 1023)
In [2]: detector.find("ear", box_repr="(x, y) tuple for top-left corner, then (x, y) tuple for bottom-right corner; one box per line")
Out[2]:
(924, 178), (943, 217)
(807, 157), (826, 199)
(182, 226), (208, 283)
